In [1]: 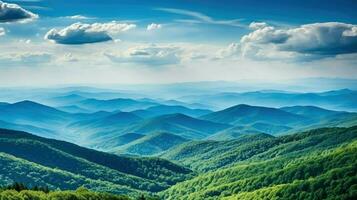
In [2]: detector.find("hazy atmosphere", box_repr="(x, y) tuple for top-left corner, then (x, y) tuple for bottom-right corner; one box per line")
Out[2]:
(0, 1), (356, 200)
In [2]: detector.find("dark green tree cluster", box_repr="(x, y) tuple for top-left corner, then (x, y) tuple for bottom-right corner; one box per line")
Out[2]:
(1, 182), (49, 193)
(0, 184), (162, 200)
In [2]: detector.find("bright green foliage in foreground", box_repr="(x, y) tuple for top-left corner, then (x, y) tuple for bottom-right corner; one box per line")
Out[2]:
(0, 152), (138, 194)
(160, 126), (357, 199)
(162, 126), (357, 172)
(0, 183), (160, 200)
(0, 129), (192, 194)
(0, 187), (131, 200)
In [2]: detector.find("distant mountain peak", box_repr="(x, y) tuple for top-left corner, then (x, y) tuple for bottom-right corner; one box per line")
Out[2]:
(202, 104), (306, 126)
(12, 100), (52, 108)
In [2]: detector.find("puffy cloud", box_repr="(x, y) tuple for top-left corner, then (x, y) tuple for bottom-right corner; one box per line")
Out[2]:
(147, 23), (162, 31)
(0, 52), (52, 64)
(249, 22), (268, 30)
(44, 21), (136, 45)
(241, 22), (357, 57)
(0, 0), (38, 23)
(0, 27), (4, 36)
(105, 44), (182, 66)
(217, 43), (241, 58)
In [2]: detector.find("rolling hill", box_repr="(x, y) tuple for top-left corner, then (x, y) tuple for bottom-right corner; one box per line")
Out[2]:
(46, 94), (87, 107)
(160, 126), (357, 200)
(0, 128), (192, 194)
(66, 113), (230, 151)
(109, 132), (145, 146)
(279, 106), (357, 133)
(56, 105), (91, 113)
(114, 132), (189, 156)
(162, 126), (357, 172)
(280, 105), (343, 119)
(0, 120), (57, 139)
(161, 133), (274, 172)
(123, 113), (231, 139)
(0, 101), (71, 129)
(179, 89), (357, 111)
(201, 104), (308, 126)
(132, 105), (212, 118)
(207, 123), (292, 139)
(77, 98), (158, 112)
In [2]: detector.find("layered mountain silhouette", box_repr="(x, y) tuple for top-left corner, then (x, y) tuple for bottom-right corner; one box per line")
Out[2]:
(114, 132), (189, 156)
(201, 104), (308, 126)
(0, 90), (357, 155)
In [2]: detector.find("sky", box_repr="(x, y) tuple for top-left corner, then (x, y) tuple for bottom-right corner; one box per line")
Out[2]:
(0, 0), (356, 86)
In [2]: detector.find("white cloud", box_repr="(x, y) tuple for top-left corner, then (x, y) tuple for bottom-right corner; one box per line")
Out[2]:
(44, 21), (136, 45)
(242, 22), (357, 57)
(219, 22), (357, 61)
(147, 23), (162, 31)
(0, 27), (4, 36)
(217, 43), (241, 58)
(0, 0), (38, 23)
(249, 22), (268, 30)
(105, 44), (182, 66)
(343, 26), (357, 37)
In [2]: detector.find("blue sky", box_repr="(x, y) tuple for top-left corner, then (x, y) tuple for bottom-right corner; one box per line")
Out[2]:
(0, 0), (356, 86)
(15, 0), (357, 22)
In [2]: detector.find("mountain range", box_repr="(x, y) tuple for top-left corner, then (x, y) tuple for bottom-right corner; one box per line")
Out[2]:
(180, 89), (357, 111)
(0, 87), (356, 199)
(1, 94), (357, 154)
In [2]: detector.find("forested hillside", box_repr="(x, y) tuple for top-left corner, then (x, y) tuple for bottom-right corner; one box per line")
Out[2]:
(114, 132), (189, 156)
(0, 188), (132, 200)
(162, 126), (357, 172)
(1, 126), (356, 199)
(0, 183), (159, 200)
(160, 126), (357, 199)
(0, 129), (192, 195)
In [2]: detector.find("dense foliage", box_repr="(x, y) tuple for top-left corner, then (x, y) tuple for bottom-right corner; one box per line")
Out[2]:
(162, 126), (357, 172)
(1, 125), (357, 199)
(114, 132), (189, 156)
(160, 126), (357, 199)
(161, 133), (274, 171)
(0, 183), (162, 200)
(0, 129), (192, 194)
(0, 186), (131, 200)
